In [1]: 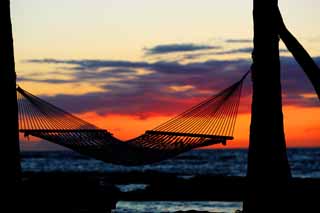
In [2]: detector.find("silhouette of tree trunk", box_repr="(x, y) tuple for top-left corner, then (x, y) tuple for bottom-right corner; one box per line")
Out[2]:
(243, 1), (291, 212)
(0, 0), (21, 205)
(276, 7), (320, 100)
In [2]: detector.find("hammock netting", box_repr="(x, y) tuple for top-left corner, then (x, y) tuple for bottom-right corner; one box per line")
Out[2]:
(17, 73), (248, 165)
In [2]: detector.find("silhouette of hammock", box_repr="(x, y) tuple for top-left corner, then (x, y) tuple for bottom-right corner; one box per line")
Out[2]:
(17, 72), (249, 165)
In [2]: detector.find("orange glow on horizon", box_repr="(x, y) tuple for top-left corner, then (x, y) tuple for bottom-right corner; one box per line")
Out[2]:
(78, 112), (172, 141)
(75, 104), (320, 149)
(19, 104), (320, 150)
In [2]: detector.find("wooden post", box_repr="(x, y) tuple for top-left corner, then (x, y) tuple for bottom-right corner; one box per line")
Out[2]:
(244, 0), (291, 212)
(0, 0), (21, 207)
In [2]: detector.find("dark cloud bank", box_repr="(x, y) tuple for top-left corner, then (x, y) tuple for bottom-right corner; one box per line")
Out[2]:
(20, 56), (320, 118)
(144, 43), (220, 55)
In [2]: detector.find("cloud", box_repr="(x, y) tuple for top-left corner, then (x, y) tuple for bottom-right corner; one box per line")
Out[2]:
(144, 43), (220, 55)
(17, 68), (139, 85)
(23, 58), (249, 116)
(179, 47), (289, 60)
(225, 39), (252, 43)
(26, 59), (152, 70)
(17, 76), (77, 84)
(217, 47), (253, 55)
(214, 47), (288, 55)
(25, 58), (248, 76)
(21, 56), (320, 118)
(280, 56), (320, 107)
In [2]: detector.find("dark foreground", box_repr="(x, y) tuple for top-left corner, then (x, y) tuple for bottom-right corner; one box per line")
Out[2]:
(20, 171), (320, 212)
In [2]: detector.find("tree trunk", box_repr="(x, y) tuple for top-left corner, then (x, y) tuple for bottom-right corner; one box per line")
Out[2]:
(0, 0), (21, 207)
(243, 0), (291, 212)
(276, 7), (320, 100)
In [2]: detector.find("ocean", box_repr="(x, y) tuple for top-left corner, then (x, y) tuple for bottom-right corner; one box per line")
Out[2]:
(21, 148), (320, 212)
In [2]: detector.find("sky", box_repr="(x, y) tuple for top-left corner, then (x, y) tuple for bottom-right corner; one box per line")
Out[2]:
(11, 0), (320, 150)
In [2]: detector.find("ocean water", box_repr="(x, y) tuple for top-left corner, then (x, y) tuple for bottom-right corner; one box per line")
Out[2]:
(21, 148), (320, 212)
(21, 148), (320, 178)
(114, 201), (242, 213)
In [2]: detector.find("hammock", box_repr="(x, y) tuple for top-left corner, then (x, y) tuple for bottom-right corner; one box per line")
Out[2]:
(17, 72), (248, 165)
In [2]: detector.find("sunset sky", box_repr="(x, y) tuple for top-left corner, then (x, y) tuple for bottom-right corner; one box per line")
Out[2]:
(12, 0), (320, 150)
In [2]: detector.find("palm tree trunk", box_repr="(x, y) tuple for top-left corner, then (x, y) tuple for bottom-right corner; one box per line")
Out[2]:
(243, 0), (291, 212)
(0, 0), (21, 204)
